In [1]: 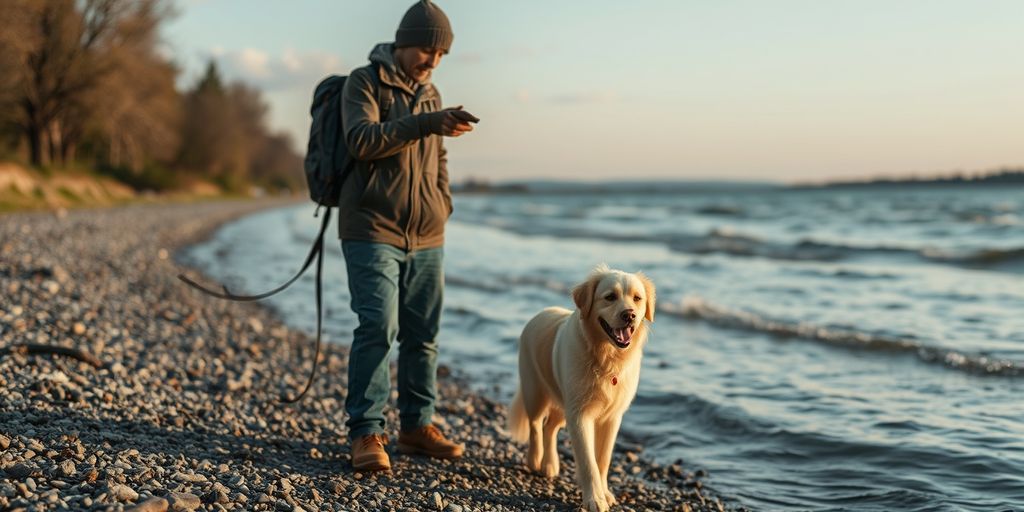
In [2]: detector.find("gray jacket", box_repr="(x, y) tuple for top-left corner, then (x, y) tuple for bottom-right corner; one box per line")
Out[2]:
(337, 43), (452, 250)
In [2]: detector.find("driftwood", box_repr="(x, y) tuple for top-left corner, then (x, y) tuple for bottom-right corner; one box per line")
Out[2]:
(0, 343), (104, 368)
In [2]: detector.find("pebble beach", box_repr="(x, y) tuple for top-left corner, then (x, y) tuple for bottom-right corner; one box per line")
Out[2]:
(0, 199), (733, 512)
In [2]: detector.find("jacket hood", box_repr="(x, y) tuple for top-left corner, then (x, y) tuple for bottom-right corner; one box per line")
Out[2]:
(368, 42), (418, 95)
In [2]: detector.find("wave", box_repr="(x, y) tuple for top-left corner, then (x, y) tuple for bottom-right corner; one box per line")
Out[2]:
(473, 218), (1024, 272)
(695, 205), (746, 216)
(685, 234), (1024, 271)
(955, 211), (1021, 226)
(446, 273), (570, 295)
(785, 267), (901, 280)
(444, 274), (505, 293)
(920, 246), (1024, 267)
(667, 231), (857, 262)
(671, 230), (1024, 270)
(629, 390), (1024, 510)
(634, 390), (1023, 475)
(663, 296), (1024, 377)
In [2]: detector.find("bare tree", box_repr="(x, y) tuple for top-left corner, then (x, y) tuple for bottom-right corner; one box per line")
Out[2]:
(177, 64), (301, 192)
(0, 0), (300, 192)
(12, 0), (100, 166)
(2, 0), (174, 167)
(93, 0), (180, 171)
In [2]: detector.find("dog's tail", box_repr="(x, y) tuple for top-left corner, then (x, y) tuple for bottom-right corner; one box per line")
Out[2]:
(507, 389), (530, 443)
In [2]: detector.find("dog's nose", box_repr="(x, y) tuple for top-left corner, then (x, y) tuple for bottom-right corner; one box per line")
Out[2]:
(621, 310), (636, 322)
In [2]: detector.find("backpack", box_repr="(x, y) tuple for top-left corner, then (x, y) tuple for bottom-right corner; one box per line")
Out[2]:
(304, 71), (392, 208)
(178, 66), (392, 403)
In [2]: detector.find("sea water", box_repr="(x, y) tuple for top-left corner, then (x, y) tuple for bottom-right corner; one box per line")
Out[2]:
(183, 185), (1024, 511)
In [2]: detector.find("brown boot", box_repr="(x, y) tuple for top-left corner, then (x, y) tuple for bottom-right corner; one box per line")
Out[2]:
(397, 425), (465, 459)
(350, 433), (391, 471)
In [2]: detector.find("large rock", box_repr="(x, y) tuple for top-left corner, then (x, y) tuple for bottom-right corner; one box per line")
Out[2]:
(107, 483), (139, 502)
(4, 463), (39, 479)
(126, 497), (169, 512)
(166, 491), (201, 512)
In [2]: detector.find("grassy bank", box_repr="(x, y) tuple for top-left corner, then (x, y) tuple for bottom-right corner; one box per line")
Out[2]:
(0, 162), (270, 213)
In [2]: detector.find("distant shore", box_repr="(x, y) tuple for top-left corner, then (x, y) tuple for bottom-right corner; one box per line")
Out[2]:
(791, 168), (1024, 189)
(0, 199), (734, 511)
(451, 169), (1024, 195)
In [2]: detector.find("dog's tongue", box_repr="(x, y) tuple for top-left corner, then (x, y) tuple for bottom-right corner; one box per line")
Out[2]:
(614, 326), (633, 344)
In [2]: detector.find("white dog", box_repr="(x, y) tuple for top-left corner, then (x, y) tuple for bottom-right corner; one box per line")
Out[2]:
(508, 265), (656, 512)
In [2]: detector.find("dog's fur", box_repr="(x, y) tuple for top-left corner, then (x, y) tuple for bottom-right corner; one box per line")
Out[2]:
(508, 265), (655, 512)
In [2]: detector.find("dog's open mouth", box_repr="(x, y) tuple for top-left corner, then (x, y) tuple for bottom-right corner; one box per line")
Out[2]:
(599, 318), (635, 349)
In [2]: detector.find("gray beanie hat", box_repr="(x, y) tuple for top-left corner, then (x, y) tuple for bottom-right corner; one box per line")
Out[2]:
(395, 0), (453, 52)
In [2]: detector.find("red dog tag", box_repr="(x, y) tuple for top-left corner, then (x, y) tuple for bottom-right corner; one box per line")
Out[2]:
(611, 376), (618, 386)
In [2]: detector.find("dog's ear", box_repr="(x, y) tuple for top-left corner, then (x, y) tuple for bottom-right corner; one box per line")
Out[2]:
(572, 274), (599, 318)
(637, 272), (656, 322)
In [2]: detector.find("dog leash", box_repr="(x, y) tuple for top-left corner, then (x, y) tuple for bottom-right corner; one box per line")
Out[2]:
(177, 207), (331, 403)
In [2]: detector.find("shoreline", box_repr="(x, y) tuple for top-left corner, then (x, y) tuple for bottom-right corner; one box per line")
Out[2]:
(0, 199), (736, 511)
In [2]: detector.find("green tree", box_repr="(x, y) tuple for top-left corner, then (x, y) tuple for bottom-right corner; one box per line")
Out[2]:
(177, 62), (246, 189)
(177, 61), (302, 192)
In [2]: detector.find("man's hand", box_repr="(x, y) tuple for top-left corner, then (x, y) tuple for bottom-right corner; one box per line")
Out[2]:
(426, 106), (479, 137)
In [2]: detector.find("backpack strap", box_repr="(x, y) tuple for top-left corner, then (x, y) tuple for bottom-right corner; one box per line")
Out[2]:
(373, 63), (394, 123)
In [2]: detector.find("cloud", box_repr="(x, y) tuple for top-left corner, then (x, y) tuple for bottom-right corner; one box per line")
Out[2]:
(209, 47), (344, 91)
(237, 48), (271, 78)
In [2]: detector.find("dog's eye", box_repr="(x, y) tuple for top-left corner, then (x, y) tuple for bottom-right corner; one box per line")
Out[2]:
(604, 293), (616, 301)
(633, 295), (642, 302)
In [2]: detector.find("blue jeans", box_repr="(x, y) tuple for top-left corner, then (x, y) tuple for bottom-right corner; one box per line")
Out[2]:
(341, 240), (443, 440)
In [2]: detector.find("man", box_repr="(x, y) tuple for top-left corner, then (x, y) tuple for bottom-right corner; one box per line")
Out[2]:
(338, 0), (478, 472)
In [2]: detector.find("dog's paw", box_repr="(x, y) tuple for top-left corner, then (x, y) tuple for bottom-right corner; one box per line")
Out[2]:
(580, 495), (608, 512)
(603, 489), (617, 506)
(541, 461), (559, 478)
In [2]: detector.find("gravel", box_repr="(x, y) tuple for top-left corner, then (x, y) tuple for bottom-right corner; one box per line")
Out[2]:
(0, 199), (743, 511)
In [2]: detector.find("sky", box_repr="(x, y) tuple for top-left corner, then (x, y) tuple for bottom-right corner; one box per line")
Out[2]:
(164, 0), (1024, 183)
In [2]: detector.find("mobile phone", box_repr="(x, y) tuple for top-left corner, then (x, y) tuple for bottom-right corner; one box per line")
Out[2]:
(453, 110), (480, 124)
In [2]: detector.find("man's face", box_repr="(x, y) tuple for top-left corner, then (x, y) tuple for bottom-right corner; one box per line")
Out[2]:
(396, 46), (445, 83)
